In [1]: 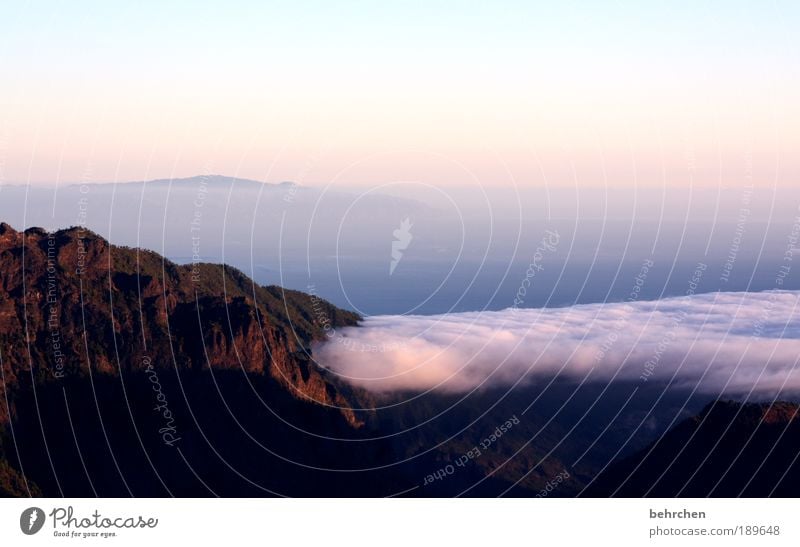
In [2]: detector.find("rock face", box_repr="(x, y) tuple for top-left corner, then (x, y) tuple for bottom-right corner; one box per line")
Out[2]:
(0, 222), (361, 423)
(0, 223), (385, 496)
(587, 401), (800, 497)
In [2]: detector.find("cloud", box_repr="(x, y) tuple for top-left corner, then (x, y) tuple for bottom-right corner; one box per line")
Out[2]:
(314, 291), (800, 395)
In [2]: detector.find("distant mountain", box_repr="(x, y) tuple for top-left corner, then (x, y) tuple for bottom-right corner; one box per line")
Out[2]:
(587, 400), (800, 497)
(81, 174), (297, 190)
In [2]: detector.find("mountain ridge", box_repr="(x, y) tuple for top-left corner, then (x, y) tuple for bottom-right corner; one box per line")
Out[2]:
(71, 174), (296, 189)
(0, 221), (385, 495)
(2, 221), (799, 497)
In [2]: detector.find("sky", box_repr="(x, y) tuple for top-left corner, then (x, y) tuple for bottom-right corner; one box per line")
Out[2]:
(1, 1), (798, 187)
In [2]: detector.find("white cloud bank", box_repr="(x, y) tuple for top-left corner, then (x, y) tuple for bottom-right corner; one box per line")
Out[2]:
(314, 291), (800, 395)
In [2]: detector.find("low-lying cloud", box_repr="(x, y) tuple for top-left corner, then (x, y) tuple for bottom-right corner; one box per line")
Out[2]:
(314, 291), (800, 395)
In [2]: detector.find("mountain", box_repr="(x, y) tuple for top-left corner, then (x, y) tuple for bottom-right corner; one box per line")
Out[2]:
(0, 221), (674, 497)
(0, 221), (361, 422)
(0, 177), (450, 316)
(0, 222), (391, 496)
(586, 400), (800, 497)
(3, 221), (792, 497)
(81, 174), (295, 190)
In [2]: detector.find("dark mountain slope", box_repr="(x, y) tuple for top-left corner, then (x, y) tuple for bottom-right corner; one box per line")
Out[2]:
(0, 221), (361, 421)
(0, 222), (401, 496)
(0, 221), (661, 497)
(587, 400), (800, 497)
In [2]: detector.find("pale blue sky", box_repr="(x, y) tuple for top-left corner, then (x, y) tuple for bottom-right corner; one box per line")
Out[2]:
(1, 1), (797, 185)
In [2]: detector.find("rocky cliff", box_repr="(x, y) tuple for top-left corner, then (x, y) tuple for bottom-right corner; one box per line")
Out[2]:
(0, 222), (362, 423)
(0, 222), (385, 496)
